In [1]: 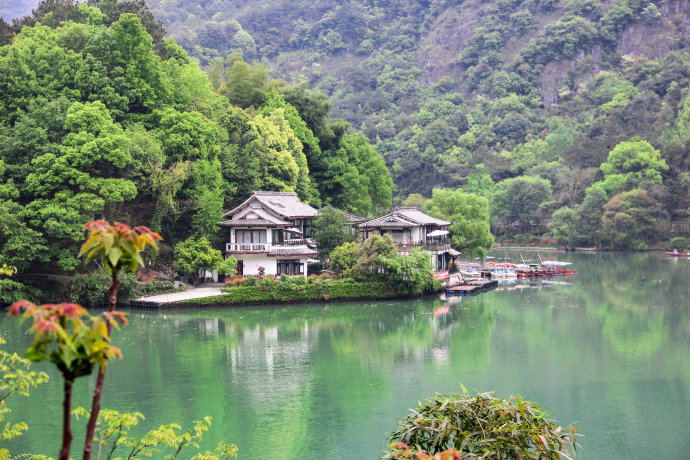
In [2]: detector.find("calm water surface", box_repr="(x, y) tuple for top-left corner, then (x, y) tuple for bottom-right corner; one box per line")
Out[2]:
(2, 252), (689, 459)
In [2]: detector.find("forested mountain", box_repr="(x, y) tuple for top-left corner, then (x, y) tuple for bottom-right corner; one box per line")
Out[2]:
(2, 0), (690, 289)
(0, 0), (392, 301)
(139, 0), (690, 249)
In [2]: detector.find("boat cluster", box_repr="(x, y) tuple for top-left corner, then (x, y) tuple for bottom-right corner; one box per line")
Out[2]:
(457, 258), (577, 280)
(514, 261), (577, 278)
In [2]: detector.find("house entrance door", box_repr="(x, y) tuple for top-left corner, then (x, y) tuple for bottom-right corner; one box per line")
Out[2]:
(237, 260), (243, 276)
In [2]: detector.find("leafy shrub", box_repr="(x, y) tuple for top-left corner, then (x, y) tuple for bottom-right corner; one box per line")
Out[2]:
(138, 279), (175, 295)
(385, 390), (578, 459)
(281, 275), (307, 286)
(187, 281), (394, 305)
(217, 256), (238, 277)
(308, 273), (335, 281)
(243, 276), (258, 287)
(0, 279), (40, 304)
(224, 276), (246, 286)
(258, 276), (278, 290)
(670, 236), (689, 251)
(69, 268), (138, 306)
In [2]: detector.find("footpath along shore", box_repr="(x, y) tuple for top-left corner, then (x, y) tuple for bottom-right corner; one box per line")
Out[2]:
(131, 283), (224, 307)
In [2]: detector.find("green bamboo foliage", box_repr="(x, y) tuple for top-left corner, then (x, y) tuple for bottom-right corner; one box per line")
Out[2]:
(384, 390), (578, 460)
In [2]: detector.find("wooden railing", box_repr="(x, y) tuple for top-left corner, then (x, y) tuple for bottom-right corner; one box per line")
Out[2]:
(226, 243), (270, 252)
(395, 241), (450, 251)
(226, 239), (310, 253)
(281, 238), (309, 246)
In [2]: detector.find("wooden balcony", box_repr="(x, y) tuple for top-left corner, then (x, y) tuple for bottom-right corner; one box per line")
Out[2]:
(280, 238), (309, 246)
(395, 241), (451, 252)
(226, 243), (271, 253)
(226, 239), (311, 253)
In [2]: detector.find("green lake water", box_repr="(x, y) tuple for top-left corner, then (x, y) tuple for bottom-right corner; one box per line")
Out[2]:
(2, 251), (689, 459)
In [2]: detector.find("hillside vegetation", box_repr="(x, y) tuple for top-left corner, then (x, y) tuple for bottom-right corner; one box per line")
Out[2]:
(139, 0), (690, 249)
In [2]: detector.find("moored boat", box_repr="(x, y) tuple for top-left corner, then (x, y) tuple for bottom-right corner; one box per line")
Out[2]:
(666, 251), (690, 257)
(491, 268), (517, 279)
(459, 268), (482, 278)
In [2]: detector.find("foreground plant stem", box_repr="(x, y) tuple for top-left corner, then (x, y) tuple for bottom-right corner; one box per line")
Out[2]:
(59, 378), (74, 460)
(83, 267), (120, 460)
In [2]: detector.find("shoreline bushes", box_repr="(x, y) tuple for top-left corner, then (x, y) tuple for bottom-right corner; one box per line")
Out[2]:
(186, 279), (395, 306)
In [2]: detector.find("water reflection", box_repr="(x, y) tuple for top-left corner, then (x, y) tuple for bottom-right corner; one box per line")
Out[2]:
(1, 252), (689, 459)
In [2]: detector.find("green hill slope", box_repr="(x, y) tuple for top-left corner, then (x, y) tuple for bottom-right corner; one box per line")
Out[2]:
(146, 0), (690, 248)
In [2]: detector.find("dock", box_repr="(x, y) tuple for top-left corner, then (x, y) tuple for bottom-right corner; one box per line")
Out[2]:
(446, 279), (498, 296)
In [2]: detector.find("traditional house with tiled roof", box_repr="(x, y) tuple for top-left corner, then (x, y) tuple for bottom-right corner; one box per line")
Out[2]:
(359, 207), (459, 271)
(219, 191), (318, 276)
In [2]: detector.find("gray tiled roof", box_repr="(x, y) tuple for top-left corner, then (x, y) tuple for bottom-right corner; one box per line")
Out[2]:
(223, 191), (317, 221)
(359, 208), (450, 228)
(268, 246), (318, 257)
(219, 207), (292, 227)
(395, 208), (450, 226)
(220, 218), (286, 227)
(359, 215), (417, 228)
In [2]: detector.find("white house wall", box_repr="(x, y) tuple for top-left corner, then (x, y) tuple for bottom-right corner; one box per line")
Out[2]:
(412, 226), (422, 241)
(232, 253), (309, 277)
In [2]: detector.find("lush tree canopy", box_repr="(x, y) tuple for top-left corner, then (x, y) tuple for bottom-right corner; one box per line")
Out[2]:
(424, 188), (494, 258)
(491, 176), (553, 235)
(0, 4), (392, 295)
(311, 206), (356, 263)
(173, 236), (224, 284)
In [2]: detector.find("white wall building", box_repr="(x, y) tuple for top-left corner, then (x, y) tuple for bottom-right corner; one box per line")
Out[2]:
(219, 191), (318, 277)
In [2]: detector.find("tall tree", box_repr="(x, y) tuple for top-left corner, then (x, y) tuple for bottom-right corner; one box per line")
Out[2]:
(425, 188), (494, 258)
(491, 176), (553, 234)
(311, 206), (356, 263)
(601, 188), (668, 250)
(221, 60), (269, 109)
(600, 137), (669, 187)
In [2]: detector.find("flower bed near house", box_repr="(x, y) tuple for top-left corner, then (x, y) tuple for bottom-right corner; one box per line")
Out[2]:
(181, 280), (395, 306)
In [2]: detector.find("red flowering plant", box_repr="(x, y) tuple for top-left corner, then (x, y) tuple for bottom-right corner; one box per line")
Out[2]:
(80, 221), (161, 274)
(8, 300), (127, 460)
(388, 442), (462, 460)
(78, 220), (160, 460)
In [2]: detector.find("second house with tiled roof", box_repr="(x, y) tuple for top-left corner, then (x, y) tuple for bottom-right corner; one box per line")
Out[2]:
(219, 191), (319, 277)
(358, 207), (459, 272)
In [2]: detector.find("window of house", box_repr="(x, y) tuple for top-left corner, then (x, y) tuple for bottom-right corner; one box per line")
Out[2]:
(277, 259), (302, 275)
(272, 229), (284, 244)
(235, 229), (266, 244)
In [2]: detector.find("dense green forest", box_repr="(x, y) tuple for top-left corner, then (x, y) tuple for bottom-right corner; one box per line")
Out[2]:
(0, 0), (392, 302)
(132, 0), (690, 249)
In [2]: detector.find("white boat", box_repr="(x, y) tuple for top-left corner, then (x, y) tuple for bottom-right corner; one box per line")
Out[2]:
(491, 269), (517, 279)
(541, 261), (572, 267)
(459, 268), (481, 278)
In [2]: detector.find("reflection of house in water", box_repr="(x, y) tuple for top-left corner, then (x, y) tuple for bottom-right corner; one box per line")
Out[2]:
(228, 324), (315, 399)
(358, 208), (460, 271)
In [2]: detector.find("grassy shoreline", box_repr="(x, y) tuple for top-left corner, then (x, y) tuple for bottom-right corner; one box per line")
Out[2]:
(170, 281), (402, 308)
